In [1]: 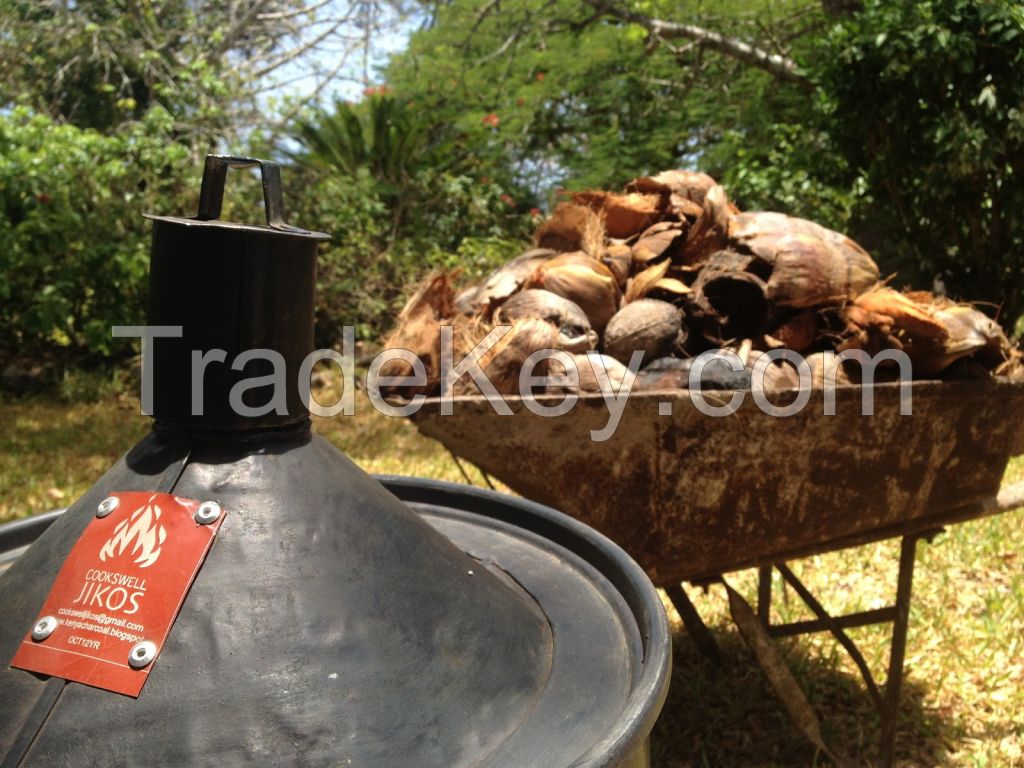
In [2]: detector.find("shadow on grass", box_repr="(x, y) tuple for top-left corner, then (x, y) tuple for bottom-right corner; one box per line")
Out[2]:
(651, 626), (955, 768)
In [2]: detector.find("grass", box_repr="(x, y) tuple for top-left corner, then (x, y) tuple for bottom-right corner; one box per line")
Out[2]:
(0, 390), (1021, 767)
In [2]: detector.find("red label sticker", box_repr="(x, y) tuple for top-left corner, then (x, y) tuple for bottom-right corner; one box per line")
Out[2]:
(10, 492), (224, 697)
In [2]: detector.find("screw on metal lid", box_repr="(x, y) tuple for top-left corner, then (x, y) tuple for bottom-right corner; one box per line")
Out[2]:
(31, 616), (58, 641)
(96, 496), (119, 518)
(194, 501), (221, 525)
(128, 641), (157, 669)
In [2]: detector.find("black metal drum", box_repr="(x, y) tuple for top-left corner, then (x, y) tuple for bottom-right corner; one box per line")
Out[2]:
(0, 156), (669, 767)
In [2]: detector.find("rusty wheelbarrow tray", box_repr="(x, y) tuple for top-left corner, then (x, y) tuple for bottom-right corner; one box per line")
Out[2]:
(410, 377), (1024, 765)
(409, 378), (1024, 586)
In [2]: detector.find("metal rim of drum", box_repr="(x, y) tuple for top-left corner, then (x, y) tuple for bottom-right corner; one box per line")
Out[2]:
(378, 475), (672, 767)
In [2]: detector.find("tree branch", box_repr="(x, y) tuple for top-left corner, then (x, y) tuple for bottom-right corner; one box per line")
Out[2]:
(581, 0), (812, 88)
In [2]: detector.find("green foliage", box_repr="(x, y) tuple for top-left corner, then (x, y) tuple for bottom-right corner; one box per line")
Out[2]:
(387, 0), (823, 191)
(0, 0), (238, 141)
(389, 0), (1024, 329)
(0, 107), (193, 359)
(810, 0), (1024, 322)
(295, 97), (432, 183)
(288, 96), (536, 344)
(291, 165), (533, 345)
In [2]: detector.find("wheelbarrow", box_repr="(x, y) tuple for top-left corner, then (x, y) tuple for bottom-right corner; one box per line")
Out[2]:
(408, 377), (1024, 766)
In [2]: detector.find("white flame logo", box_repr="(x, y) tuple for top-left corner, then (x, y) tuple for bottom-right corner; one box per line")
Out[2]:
(99, 495), (168, 568)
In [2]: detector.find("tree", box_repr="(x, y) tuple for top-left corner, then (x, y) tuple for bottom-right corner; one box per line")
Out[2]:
(386, 0), (1024, 329)
(0, 0), (410, 143)
(288, 95), (536, 343)
(812, 0), (1024, 326)
(386, 0), (829, 192)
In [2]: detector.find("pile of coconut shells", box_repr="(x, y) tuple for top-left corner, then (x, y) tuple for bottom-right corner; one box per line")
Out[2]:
(380, 170), (1021, 397)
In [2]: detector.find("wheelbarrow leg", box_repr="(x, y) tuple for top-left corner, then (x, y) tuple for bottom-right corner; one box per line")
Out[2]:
(879, 532), (923, 767)
(666, 583), (722, 666)
(757, 529), (940, 768)
(757, 565), (772, 625)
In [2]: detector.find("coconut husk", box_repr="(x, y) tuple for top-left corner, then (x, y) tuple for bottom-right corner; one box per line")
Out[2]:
(601, 243), (632, 286)
(528, 251), (620, 330)
(891, 301), (1009, 378)
(454, 285), (479, 316)
(572, 190), (664, 238)
(838, 292), (957, 376)
(767, 311), (818, 353)
(602, 299), (684, 365)
(534, 203), (602, 253)
(473, 249), (554, 316)
(765, 235), (857, 309)
(496, 289), (598, 353)
(935, 305), (1009, 367)
(657, 353), (752, 390)
(454, 317), (559, 396)
(624, 258), (670, 304)
(631, 221), (687, 265)
(748, 351), (802, 394)
(678, 184), (731, 266)
(378, 314), (481, 400)
(853, 287), (948, 343)
(573, 353), (631, 393)
(690, 256), (769, 343)
(378, 272), (457, 397)
(627, 169), (718, 208)
(647, 276), (692, 302)
(547, 353), (632, 394)
(805, 352), (852, 389)
(996, 348), (1024, 381)
(730, 212), (880, 303)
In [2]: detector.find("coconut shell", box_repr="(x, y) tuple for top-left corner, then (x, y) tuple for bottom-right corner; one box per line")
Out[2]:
(528, 251), (620, 330)
(730, 212), (880, 303)
(573, 190), (664, 238)
(631, 221), (687, 264)
(768, 311), (818, 353)
(627, 169), (719, 207)
(534, 204), (602, 253)
(678, 184), (731, 265)
(625, 259), (670, 304)
(496, 289), (598, 353)
(601, 243), (632, 286)
(602, 299), (683, 365)
(455, 317), (559, 396)
(473, 249), (555, 315)
(379, 272), (458, 397)
(573, 353), (631, 393)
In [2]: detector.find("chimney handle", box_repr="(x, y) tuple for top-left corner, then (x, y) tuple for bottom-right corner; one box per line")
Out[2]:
(196, 155), (303, 232)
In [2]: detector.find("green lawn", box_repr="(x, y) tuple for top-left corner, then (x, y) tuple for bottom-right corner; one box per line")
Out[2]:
(0, 392), (1021, 767)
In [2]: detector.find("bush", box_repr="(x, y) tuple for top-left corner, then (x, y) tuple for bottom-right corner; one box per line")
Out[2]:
(0, 107), (193, 362)
(306, 171), (532, 345)
(282, 96), (540, 345)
